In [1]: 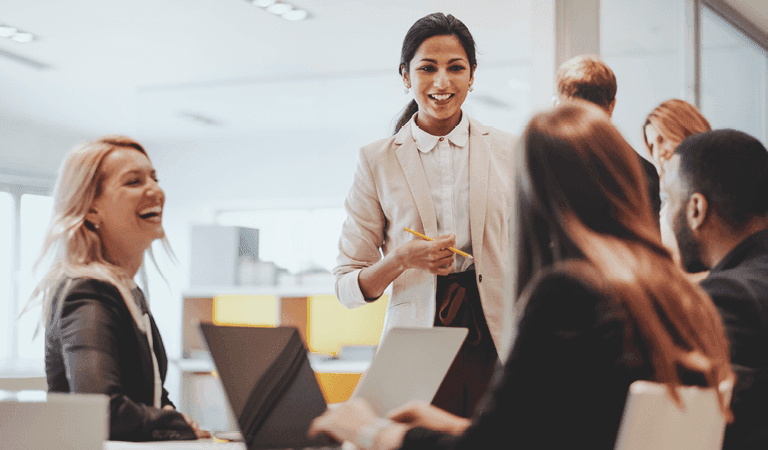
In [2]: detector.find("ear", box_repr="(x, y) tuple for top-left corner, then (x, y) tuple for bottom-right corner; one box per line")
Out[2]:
(686, 193), (709, 231)
(401, 65), (410, 88)
(85, 208), (100, 229)
(607, 98), (617, 118)
(470, 64), (477, 84)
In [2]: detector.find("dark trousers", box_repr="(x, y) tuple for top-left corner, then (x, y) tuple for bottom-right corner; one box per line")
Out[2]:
(431, 270), (499, 418)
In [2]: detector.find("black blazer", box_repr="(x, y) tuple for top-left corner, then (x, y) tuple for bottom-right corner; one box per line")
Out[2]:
(45, 278), (196, 441)
(701, 229), (768, 450)
(400, 265), (702, 450)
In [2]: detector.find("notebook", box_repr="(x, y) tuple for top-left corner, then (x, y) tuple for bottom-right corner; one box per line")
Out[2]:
(350, 326), (468, 415)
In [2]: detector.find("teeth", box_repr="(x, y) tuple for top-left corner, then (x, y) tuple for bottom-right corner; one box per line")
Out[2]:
(431, 94), (452, 101)
(138, 205), (162, 216)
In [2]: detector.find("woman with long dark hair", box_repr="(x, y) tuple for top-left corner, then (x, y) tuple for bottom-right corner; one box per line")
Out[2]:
(333, 12), (516, 418)
(312, 101), (734, 449)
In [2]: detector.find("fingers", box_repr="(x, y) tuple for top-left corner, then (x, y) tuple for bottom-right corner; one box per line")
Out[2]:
(195, 428), (212, 439)
(162, 405), (174, 411)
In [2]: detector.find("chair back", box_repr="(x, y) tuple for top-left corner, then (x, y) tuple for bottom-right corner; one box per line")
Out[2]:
(614, 380), (728, 450)
(0, 376), (48, 391)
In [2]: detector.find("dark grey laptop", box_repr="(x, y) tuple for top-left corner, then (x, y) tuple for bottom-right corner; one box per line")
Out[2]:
(199, 324), (339, 450)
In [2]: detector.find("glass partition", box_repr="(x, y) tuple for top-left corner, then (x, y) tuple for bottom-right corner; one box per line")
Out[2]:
(701, 6), (768, 144)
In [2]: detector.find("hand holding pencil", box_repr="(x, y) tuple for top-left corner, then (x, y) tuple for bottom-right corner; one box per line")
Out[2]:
(404, 228), (473, 260)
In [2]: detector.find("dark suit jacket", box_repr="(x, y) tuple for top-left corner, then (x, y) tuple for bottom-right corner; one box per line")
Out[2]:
(701, 228), (768, 450)
(400, 265), (705, 450)
(45, 278), (196, 441)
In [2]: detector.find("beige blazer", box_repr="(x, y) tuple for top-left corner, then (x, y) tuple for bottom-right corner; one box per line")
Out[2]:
(334, 116), (516, 354)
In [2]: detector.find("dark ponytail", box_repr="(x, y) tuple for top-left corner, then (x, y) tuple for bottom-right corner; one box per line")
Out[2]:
(392, 13), (477, 135)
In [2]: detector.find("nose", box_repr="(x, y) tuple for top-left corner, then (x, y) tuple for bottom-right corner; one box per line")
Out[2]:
(146, 178), (165, 204)
(434, 69), (450, 89)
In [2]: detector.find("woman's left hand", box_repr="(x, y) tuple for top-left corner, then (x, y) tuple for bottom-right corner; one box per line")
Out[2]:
(163, 405), (212, 439)
(309, 399), (378, 444)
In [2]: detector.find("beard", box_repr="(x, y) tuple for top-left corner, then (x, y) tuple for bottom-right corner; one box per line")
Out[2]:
(673, 204), (708, 273)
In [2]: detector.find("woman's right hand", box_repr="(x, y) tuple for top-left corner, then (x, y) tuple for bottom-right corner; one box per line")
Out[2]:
(396, 234), (456, 275)
(387, 400), (470, 436)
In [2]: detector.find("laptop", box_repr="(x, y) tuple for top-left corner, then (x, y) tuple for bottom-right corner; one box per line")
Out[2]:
(199, 325), (467, 450)
(0, 389), (108, 450)
(351, 326), (468, 415)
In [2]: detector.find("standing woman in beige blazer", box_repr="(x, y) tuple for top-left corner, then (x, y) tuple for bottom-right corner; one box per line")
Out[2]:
(334, 12), (516, 418)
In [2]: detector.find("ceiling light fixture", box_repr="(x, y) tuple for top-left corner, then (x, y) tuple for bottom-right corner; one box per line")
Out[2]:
(0, 22), (37, 43)
(0, 25), (17, 38)
(247, 0), (310, 21)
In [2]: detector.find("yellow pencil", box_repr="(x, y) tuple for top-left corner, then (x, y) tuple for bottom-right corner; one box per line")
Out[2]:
(404, 227), (474, 259)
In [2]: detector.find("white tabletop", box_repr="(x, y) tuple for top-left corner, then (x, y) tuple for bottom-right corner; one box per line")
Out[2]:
(104, 441), (246, 450)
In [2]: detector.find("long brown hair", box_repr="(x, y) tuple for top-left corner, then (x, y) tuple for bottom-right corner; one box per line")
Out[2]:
(643, 99), (711, 162)
(517, 101), (733, 416)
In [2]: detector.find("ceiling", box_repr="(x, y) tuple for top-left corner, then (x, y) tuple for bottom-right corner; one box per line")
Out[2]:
(0, 0), (765, 141)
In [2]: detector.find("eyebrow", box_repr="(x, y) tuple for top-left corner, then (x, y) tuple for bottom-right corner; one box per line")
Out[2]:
(120, 168), (155, 178)
(419, 58), (468, 64)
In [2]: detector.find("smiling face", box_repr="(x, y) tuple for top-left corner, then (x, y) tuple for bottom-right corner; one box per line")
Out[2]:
(403, 34), (474, 136)
(645, 123), (679, 168)
(89, 148), (165, 264)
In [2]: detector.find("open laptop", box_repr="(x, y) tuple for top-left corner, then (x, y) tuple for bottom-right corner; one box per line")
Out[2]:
(350, 326), (468, 415)
(0, 389), (108, 450)
(200, 324), (467, 450)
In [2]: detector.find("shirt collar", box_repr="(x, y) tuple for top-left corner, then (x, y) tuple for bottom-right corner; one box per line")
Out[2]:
(410, 112), (469, 153)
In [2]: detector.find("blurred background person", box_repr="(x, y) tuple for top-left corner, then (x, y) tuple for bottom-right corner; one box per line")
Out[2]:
(643, 99), (712, 268)
(661, 129), (768, 449)
(23, 136), (210, 442)
(333, 13), (516, 418)
(555, 54), (661, 226)
(312, 101), (734, 450)
(643, 99), (712, 170)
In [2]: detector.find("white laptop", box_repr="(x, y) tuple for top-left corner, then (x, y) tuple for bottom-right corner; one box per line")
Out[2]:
(0, 389), (108, 450)
(351, 326), (468, 416)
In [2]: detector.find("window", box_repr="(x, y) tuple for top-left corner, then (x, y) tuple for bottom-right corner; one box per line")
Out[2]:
(0, 193), (13, 365)
(0, 189), (52, 373)
(701, 6), (768, 144)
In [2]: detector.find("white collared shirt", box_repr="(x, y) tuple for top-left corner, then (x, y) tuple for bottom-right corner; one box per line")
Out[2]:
(410, 112), (473, 273)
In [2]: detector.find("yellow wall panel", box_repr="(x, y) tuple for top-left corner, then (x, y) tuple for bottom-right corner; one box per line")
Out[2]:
(213, 295), (277, 327)
(307, 294), (388, 355)
(315, 372), (363, 404)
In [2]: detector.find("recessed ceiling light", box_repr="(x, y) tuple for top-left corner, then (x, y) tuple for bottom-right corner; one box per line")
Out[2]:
(0, 25), (17, 38)
(10, 32), (34, 43)
(252, 0), (275, 6)
(282, 9), (308, 21)
(266, 3), (292, 15)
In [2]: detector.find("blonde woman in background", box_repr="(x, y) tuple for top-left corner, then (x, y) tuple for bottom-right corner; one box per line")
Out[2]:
(643, 99), (711, 169)
(24, 136), (210, 441)
(643, 99), (711, 270)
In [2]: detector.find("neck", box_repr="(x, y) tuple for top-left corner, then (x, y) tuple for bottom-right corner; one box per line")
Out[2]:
(704, 215), (768, 268)
(103, 240), (144, 279)
(415, 111), (462, 137)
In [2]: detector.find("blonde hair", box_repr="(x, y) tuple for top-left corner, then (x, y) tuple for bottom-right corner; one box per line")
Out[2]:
(643, 99), (711, 161)
(24, 135), (171, 334)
